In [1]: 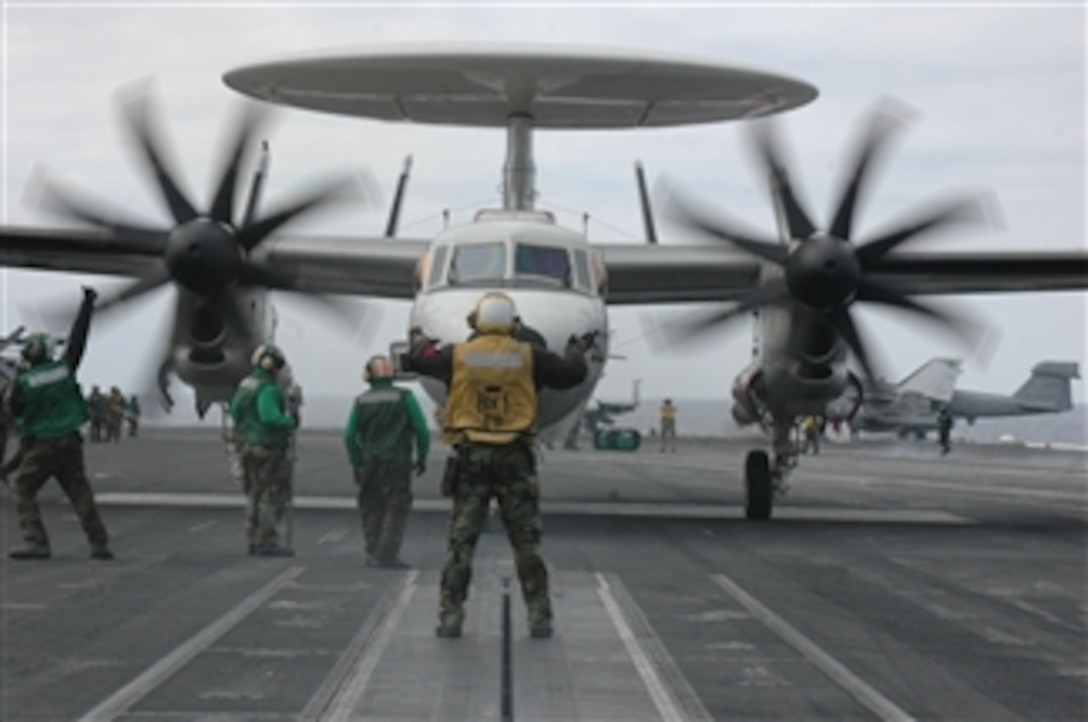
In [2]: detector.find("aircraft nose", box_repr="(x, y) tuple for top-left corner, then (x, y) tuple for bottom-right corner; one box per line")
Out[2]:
(508, 291), (606, 352)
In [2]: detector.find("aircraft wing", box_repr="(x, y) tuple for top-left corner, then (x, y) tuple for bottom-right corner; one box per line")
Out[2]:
(596, 245), (1088, 303)
(596, 244), (761, 304)
(866, 252), (1088, 295)
(255, 233), (427, 298)
(0, 226), (428, 299)
(0, 226), (163, 278)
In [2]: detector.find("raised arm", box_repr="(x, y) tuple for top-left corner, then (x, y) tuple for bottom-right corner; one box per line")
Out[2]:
(64, 287), (97, 371)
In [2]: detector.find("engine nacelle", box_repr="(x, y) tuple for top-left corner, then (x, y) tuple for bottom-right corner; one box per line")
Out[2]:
(168, 287), (270, 408)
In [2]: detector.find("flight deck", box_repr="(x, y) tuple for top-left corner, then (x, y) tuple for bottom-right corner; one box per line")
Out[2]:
(2, 429), (1085, 721)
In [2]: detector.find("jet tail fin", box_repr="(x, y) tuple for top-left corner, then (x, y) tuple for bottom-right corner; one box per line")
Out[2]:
(896, 357), (961, 403)
(1012, 361), (1079, 411)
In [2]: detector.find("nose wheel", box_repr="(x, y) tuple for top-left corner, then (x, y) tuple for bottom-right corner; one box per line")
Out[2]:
(745, 450), (773, 520)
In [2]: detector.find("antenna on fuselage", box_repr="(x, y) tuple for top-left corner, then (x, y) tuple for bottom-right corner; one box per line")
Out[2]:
(241, 139), (269, 228)
(634, 162), (658, 244)
(384, 155), (412, 238)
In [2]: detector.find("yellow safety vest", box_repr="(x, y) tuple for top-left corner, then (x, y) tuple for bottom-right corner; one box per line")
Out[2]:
(660, 403), (676, 422)
(444, 334), (537, 445)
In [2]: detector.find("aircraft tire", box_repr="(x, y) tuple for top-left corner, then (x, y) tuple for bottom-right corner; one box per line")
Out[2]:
(745, 450), (773, 521)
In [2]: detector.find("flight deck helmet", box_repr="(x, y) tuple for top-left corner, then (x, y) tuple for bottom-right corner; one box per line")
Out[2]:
(21, 334), (54, 366)
(364, 355), (395, 382)
(251, 344), (286, 373)
(467, 292), (517, 335)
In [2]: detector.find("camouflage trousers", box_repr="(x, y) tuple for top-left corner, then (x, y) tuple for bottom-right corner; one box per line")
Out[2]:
(440, 443), (549, 628)
(241, 446), (291, 548)
(354, 460), (413, 561)
(10, 433), (109, 549)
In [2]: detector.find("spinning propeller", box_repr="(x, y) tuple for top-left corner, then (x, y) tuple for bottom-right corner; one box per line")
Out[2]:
(664, 102), (992, 380)
(30, 86), (373, 388)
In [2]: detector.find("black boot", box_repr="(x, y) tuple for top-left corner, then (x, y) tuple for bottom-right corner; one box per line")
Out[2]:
(90, 545), (114, 561)
(9, 543), (51, 560)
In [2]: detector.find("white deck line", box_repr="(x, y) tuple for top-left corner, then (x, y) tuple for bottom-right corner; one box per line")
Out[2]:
(77, 566), (304, 722)
(320, 570), (419, 722)
(711, 572), (916, 722)
(597, 572), (685, 722)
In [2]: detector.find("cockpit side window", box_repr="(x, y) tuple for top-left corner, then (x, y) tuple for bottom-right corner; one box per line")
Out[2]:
(514, 244), (571, 287)
(449, 242), (506, 285)
(572, 249), (591, 293)
(427, 245), (449, 288)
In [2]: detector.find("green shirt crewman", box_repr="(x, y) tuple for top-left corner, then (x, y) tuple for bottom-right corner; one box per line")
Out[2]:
(229, 344), (298, 556)
(344, 355), (430, 568)
(8, 286), (113, 561)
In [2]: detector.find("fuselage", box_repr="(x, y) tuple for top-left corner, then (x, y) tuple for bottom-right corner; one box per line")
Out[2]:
(407, 209), (609, 429)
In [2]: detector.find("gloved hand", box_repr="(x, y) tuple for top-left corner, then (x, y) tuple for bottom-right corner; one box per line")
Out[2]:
(82, 286), (98, 303)
(567, 332), (595, 353)
(409, 327), (432, 347)
(414, 460), (427, 476)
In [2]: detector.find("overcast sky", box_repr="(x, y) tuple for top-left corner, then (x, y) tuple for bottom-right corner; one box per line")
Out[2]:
(1, 2), (1084, 412)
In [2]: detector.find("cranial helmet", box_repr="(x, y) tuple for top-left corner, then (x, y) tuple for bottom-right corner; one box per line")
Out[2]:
(364, 355), (395, 382)
(468, 292), (517, 335)
(252, 343), (286, 372)
(21, 333), (54, 365)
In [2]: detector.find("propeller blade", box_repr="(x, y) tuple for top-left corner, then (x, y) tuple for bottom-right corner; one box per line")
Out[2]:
(749, 120), (817, 240)
(855, 196), (994, 267)
(664, 187), (788, 265)
(240, 261), (379, 342)
(855, 278), (988, 347)
(660, 279), (791, 345)
(236, 176), (361, 251)
(96, 267), (173, 314)
(30, 170), (168, 253)
(119, 85), (198, 224)
(210, 103), (270, 225)
(826, 307), (877, 383)
(279, 291), (382, 346)
(828, 103), (910, 241)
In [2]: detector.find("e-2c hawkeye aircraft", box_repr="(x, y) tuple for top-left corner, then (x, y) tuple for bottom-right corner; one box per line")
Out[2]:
(2, 44), (1086, 520)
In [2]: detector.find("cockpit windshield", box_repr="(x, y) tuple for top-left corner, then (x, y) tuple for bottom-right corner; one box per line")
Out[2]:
(449, 242), (506, 285)
(431, 237), (594, 295)
(514, 244), (571, 287)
